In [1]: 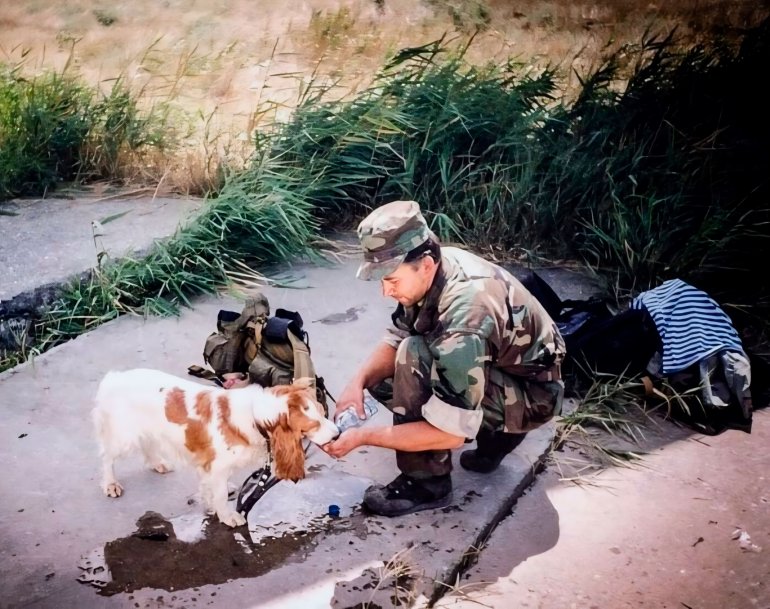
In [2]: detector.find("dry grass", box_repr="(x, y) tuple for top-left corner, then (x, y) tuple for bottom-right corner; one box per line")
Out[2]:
(2, 0), (765, 193)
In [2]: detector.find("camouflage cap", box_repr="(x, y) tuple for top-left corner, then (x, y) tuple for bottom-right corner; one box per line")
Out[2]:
(356, 200), (431, 281)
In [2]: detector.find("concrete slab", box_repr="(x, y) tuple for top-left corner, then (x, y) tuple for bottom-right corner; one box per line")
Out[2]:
(0, 257), (554, 609)
(0, 195), (203, 302)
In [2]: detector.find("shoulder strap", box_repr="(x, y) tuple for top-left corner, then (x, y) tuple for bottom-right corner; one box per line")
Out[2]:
(243, 317), (267, 363)
(287, 331), (316, 385)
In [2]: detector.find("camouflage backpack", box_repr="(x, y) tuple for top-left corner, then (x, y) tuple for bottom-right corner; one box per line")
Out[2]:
(191, 293), (329, 415)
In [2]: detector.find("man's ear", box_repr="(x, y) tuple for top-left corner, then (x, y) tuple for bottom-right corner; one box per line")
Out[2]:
(421, 253), (438, 276)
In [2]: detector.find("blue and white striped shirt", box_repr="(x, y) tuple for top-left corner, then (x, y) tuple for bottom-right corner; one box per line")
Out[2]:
(631, 279), (744, 374)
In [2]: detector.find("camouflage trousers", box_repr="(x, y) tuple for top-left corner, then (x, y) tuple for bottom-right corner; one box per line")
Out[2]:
(369, 336), (564, 478)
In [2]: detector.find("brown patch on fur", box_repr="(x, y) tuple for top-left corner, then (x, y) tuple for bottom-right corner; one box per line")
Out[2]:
(164, 388), (187, 424)
(194, 392), (213, 424)
(264, 380), (329, 481)
(268, 384), (292, 397)
(184, 420), (215, 472)
(216, 395), (249, 448)
(163, 387), (215, 471)
(268, 383), (326, 481)
(286, 388), (322, 436)
(269, 383), (323, 420)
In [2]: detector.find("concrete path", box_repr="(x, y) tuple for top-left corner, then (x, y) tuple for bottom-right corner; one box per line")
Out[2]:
(434, 408), (770, 609)
(0, 194), (203, 302)
(0, 195), (567, 609)
(0, 260), (553, 609)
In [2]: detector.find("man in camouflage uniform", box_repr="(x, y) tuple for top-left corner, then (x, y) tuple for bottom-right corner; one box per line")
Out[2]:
(322, 200), (565, 517)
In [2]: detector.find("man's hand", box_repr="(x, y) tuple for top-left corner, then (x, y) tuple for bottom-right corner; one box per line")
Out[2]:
(334, 384), (365, 420)
(334, 342), (397, 420)
(322, 428), (366, 459)
(222, 372), (249, 390)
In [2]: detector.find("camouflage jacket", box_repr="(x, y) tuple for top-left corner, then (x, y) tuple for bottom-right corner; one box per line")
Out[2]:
(384, 247), (566, 433)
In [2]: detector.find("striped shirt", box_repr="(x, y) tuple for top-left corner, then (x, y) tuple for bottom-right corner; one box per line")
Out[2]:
(631, 279), (744, 374)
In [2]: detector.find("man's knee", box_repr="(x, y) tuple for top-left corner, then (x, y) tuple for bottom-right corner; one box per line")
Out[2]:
(390, 337), (434, 417)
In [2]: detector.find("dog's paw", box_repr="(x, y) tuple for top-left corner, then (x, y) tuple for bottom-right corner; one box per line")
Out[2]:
(218, 511), (247, 528)
(104, 482), (123, 498)
(152, 463), (173, 474)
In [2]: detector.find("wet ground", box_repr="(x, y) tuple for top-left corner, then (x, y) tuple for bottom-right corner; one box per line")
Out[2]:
(80, 511), (327, 596)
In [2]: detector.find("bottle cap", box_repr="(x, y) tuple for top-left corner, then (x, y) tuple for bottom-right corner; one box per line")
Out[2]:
(328, 504), (341, 518)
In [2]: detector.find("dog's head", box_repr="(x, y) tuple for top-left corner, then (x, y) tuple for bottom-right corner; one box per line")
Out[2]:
(265, 378), (338, 482)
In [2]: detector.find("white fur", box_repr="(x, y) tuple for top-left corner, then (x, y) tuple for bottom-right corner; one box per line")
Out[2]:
(92, 368), (338, 527)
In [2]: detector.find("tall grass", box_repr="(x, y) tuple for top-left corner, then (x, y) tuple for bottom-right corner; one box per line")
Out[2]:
(247, 36), (559, 236)
(0, 61), (170, 199)
(4, 19), (769, 374)
(238, 22), (770, 334)
(535, 24), (770, 332)
(554, 374), (653, 467)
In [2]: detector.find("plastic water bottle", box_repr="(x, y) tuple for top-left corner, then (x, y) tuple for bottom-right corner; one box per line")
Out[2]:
(335, 395), (379, 434)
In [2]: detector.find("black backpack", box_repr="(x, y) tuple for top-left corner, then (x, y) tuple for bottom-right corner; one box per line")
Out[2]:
(520, 271), (661, 391)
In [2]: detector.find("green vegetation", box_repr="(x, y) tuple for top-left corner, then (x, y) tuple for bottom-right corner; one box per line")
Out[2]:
(34, 174), (320, 355)
(554, 374), (656, 468)
(238, 24), (769, 337)
(249, 34), (559, 237)
(0, 61), (169, 199)
(2, 19), (769, 379)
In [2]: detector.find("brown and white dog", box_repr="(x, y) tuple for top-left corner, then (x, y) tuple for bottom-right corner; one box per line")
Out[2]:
(92, 368), (339, 527)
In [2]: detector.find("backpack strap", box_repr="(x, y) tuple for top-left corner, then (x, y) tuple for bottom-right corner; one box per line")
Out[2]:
(287, 330), (316, 385)
(237, 294), (271, 365)
(187, 364), (220, 382)
(244, 317), (267, 364)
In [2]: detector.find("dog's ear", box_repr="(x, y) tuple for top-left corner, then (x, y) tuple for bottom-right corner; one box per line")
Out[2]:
(269, 413), (305, 482)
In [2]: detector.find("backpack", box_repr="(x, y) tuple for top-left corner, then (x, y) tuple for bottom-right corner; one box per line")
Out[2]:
(189, 293), (334, 519)
(562, 306), (661, 384)
(190, 293), (330, 415)
(201, 294), (270, 377)
(520, 270), (661, 391)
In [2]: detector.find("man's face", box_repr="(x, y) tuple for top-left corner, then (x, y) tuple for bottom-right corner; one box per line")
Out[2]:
(380, 256), (436, 306)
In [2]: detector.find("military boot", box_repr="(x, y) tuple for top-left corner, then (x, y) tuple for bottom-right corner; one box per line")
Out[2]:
(460, 429), (527, 473)
(363, 473), (452, 517)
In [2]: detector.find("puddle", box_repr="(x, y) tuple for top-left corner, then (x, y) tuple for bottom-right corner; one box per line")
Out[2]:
(77, 510), (332, 596)
(77, 467), (376, 596)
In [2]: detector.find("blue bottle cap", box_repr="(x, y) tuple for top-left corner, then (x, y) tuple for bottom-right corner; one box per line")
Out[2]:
(328, 504), (341, 518)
